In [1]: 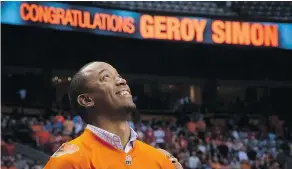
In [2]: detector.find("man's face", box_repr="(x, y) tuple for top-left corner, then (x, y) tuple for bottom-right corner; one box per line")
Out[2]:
(80, 62), (136, 114)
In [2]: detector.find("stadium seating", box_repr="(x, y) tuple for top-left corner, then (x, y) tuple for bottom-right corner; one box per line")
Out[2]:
(231, 1), (292, 20)
(93, 1), (235, 16)
(68, 1), (292, 21)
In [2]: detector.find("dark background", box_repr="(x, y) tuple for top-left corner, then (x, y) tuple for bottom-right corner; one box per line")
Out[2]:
(2, 24), (292, 81)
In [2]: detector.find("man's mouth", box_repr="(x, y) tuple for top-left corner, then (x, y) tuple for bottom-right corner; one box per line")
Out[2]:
(116, 89), (131, 96)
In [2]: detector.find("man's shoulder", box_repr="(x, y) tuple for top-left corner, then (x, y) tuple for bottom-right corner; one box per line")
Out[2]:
(135, 140), (168, 158)
(44, 140), (87, 169)
(135, 141), (176, 169)
(135, 140), (157, 151)
(49, 137), (86, 160)
(51, 142), (81, 158)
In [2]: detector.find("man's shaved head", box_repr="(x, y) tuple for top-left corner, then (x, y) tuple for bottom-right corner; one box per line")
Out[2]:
(68, 61), (135, 123)
(68, 62), (97, 120)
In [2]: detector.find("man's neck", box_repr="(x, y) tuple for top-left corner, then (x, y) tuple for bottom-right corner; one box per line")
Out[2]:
(92, 115), (131, 148)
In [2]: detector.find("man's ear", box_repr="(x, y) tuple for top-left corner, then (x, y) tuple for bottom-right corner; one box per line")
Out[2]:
(77, 94), (94, 108)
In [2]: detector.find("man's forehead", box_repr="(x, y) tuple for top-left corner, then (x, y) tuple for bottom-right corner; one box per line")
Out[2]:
(80, 62), (117, 74)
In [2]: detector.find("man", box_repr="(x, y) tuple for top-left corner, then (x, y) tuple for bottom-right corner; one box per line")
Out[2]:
(154, 126), (166, 148)
(43, 62), (181, 169)
(188, 151), (200, 169)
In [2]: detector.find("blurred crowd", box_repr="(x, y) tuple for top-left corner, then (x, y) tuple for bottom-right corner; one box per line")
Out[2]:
(1, 110), (85, 169)
(1, 153), (43, 169)
(135, 113), (290, 169)
(2, 106), (291, 169)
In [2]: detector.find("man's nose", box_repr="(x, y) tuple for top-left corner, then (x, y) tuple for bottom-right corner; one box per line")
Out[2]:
(116, 77), (127, 86)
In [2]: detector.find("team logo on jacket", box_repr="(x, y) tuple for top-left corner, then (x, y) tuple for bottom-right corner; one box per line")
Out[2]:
(125, 155), (132, 166)
(51, 143), (79, 158)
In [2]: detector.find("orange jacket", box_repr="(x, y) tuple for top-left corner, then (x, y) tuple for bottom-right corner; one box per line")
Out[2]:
(44, 128), (175, 169)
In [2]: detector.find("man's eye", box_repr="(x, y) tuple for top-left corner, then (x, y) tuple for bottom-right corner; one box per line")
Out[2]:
(101, 74), (111, 81)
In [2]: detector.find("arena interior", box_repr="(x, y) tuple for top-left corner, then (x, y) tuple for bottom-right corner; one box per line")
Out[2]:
(1, 1), (292, 169)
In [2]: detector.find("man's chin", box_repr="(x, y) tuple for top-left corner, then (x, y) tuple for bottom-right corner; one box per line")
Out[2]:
(114, 104), (137, 121)
(122, 103), (136, 112)
(115, 100), (136, 112)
